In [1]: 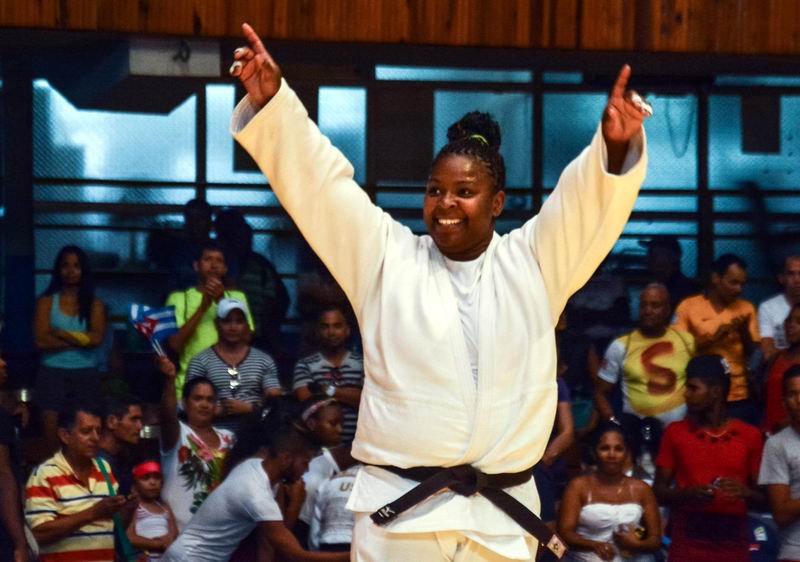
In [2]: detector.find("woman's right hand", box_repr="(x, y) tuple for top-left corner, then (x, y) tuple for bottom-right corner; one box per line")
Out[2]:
(231, 23), (282, 109)
(590, 540), (617, 561)
(157, 355), (177, 380)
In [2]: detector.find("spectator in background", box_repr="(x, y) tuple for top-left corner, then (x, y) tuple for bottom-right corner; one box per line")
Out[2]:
(567, 258), (631, 358)
(97, 396), (144, 497)
(186, 298), (282, 434)
(34, 245), (107, 452)
(215, 207), (290, 356)
(148, 199), (214, 293)
(759, 255), (800, 363)
(25, 404), (132, 562)
(535, 365), (574, 528)
(674, 254), (760, 424)
(763, 305), (800, 435)
(654, 354), (764, 562)
(309, 464), (362, 552)
(127, 460), (178, 561)
(595, 284), (694, 427)
(759, 366), (800, 562)
(162, 412), (349, 562)
(295, 397), (351, 546)
(293, 305), (364, 443)
(640, 235), (695, 312)
(165, 241), (254, 395)
(157, 357), (234, 530)
(558, 421), (661, 562)
(0, 355), (28, 562)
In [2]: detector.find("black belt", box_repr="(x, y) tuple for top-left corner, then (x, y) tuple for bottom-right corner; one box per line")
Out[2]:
(369, 464), (567, 560)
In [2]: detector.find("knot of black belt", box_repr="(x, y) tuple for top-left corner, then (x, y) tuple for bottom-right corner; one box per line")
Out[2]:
(369, 464), (567, 560)
(447, 464), (488, 496)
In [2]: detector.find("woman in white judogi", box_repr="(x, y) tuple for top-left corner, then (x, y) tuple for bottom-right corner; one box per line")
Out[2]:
(230, 23), (650, 562)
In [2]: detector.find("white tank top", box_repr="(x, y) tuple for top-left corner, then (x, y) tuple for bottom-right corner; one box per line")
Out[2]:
(135, 502), (170, 561)
(566, 483), (654, 562)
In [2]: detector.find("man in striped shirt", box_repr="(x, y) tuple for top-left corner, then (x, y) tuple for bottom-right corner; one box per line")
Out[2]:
(293, 305), (364, 442)
(25, 404), (130, 562)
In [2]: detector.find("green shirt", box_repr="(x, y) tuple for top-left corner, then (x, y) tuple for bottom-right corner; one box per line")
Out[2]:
(166, 288), (254, 394)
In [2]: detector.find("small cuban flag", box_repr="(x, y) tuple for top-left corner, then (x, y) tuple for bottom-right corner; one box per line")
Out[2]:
(130, 304), (179, 357)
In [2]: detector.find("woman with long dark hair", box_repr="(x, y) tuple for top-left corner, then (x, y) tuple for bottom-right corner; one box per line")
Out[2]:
(558, 422), (661, 561)
(33, 245), (106, 451)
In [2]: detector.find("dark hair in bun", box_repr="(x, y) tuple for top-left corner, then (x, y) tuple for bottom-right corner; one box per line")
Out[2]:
(432, 111), (506, 192)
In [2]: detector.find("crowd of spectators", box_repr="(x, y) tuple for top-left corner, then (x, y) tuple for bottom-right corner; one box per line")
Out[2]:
(1, 198), (800, 561)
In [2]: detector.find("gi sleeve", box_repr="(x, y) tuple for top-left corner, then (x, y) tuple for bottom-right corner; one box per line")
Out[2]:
(232, 80), (391, 314)
(531, 125), (646, 323)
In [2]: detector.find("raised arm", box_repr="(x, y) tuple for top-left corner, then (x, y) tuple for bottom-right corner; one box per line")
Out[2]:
(532, 66), (649, 323)
(231, 24), (389, 311)
(157, 356), (180, 452)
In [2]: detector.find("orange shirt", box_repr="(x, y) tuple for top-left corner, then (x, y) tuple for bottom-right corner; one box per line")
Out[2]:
(674, 294), (760, 401)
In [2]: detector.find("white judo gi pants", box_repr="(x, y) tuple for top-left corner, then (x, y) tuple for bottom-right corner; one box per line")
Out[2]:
(351, 513), (537, 561)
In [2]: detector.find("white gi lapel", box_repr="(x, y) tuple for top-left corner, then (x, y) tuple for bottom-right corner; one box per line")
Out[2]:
(460, 233), (500, 463)
(430, 245), (477, 418)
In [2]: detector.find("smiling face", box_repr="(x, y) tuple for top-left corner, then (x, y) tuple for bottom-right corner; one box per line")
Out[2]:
(423, 154), (505, 261)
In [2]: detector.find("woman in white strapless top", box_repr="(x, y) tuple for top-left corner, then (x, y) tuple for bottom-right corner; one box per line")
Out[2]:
(558, 422), (661, 561)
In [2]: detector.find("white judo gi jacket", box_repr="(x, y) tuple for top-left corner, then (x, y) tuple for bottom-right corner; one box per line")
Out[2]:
(232, 79), (647, 559)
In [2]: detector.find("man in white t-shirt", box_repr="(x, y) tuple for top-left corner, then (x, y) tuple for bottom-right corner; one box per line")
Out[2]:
(163, 425), (349, 562)
(759, 365), (800, 561)
(760, 255), (800, 362)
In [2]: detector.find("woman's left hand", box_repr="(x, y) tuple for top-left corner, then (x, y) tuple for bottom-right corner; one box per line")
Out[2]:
(612, 527), (642, 551)
(602, 65), (651, 146)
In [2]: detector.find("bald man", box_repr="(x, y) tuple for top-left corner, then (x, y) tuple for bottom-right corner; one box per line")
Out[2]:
(596, 284), (695, 426)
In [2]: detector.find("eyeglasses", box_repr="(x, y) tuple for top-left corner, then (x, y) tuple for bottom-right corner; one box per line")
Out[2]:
(227, 366), (240, 394)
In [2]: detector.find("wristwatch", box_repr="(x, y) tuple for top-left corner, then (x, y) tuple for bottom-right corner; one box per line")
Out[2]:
(324, 385), (336, 398)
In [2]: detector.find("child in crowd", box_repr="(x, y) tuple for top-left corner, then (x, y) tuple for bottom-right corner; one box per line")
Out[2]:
(127, 461), (178, 561)
(309, 463), (362, 552)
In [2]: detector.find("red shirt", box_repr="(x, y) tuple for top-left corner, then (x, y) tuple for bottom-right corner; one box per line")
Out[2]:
(764, 355), (800, 435)
(656, 418), (763, 515)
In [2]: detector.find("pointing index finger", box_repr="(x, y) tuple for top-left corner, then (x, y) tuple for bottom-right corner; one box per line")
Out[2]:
(610, 64), (631, 101)
(242, 23), (268, 58)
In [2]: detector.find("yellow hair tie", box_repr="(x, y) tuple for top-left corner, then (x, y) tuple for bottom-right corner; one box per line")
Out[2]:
(469, 134), (489, 146)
